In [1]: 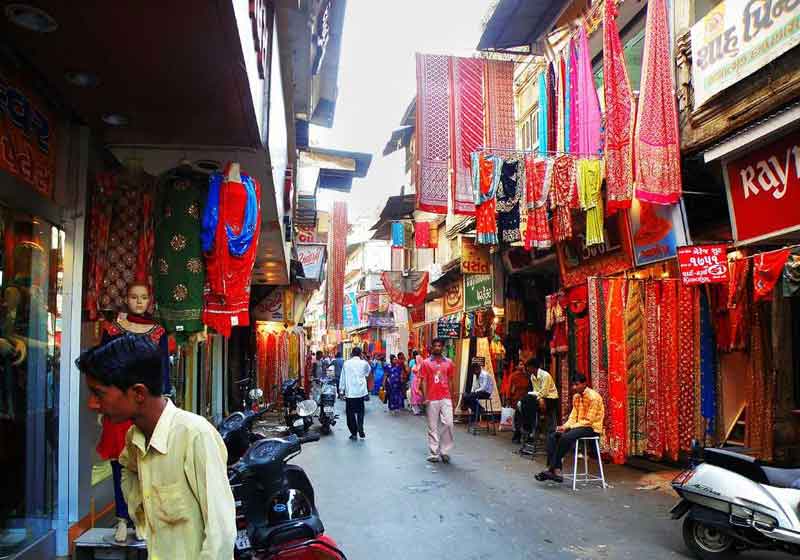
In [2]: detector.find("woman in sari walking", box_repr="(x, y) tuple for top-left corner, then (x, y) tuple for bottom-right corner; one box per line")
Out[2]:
(384, 355), (406, 414)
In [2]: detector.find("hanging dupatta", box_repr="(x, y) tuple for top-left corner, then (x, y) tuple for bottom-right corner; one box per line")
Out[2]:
(644, 280), (664, 459)
(625, 281), (647, 456)
(661, 280), (680, 461)
(568, 40), (579, 155)
(677, 284), (697, 452)
(556, 56), (565, 152)
(549, 155), (578, 242)
(538, 72), (549, 152)
(471, 152), (502, 244)
(635, 0), (682, 204)
(607, 278), (628, 465)
(524, 156), (552, 250)
(449, 57), (484, 216)
(576, 26), (603, 155)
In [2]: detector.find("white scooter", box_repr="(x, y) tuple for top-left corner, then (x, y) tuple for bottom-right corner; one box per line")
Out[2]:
(672, 446), (800, 558)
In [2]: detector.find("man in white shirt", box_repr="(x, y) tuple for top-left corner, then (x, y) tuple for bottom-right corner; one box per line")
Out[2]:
(339, 347), (371, 440)
(460, 359), (494, 423)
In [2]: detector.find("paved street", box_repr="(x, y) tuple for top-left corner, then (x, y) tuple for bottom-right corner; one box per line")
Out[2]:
(294, 398), (781, 560)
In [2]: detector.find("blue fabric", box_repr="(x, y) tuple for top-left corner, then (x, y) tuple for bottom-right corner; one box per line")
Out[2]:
(111, 460), (131, 521)
(372, 361), (385, 395)
(538, 72), (548, 152)
(699, 291), (717, 435)
(471, 152), (503, 245)
(201, 172), (222, 252)
(386, 365), (405, 410)
(391, 222), (404, 247)
(226, 174), (258, 257)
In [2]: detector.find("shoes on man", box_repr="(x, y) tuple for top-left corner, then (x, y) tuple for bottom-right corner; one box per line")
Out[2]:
(349, 434), (357, 441)
(441, 454), (450, 464)
(359, 432), (366, 438)
(426, 454), (440, 463)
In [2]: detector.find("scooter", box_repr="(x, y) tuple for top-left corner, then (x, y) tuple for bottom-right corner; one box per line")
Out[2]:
(671, 445), (800, 558)
(311, 377), (338, 435)
(281, 379), (316, 436)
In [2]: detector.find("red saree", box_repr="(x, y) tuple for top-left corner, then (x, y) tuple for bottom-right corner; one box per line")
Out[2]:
(661, 280), (680, 462)
(607, 278), (628, 464)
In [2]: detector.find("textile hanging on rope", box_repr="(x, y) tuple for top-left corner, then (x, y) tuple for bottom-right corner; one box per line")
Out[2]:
(635, 0), (682, 204)
(576, 26), (603, 155)
(524, 156), (553, 250)
(577, 159), (604, 246)
(603, 0), (635, 211)
(625, 281), (647, 456)
(328, 201), (347, 329)
(727, 258), (750, 351)
(415, 221), (431, 248)
(677, 284), (697, 452)
(471, 152), (503, 245)
(644, 280), (665, 460)
(450, 57), (484, 216)
(496, 159), (523, 243)
(549, 154), (579, 242)
(391, 221), (405, 247)
(484, 60), (516, 153)
(381, 271), (429, 307)
(699, 290), (717, 437)
(753, 248), (791, 302)
(556, 55), (566, 152)
(415, 54), (450, 214)
(564, 46), (573, 153)
(607, 278), (628, 465)
(547, 63), (557, 153)
(588, 277), (609, 434)
(538, 73), (549, 152)
(256, 329), (269, 392)
(278, 331), (289, 386)
(568, 40), (580, 155)
(660, 280), (680, 462)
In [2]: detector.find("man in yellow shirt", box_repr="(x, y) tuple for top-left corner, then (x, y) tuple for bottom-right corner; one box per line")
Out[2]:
(78, 336), (236, 559)
(526, 357), (559, 431)
(535, 373), (604, 484)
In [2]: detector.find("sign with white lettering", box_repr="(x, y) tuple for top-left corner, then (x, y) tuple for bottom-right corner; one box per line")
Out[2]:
(691, 0), (800, 107)
(677, 244), (730, 285)
(723, 131), (800, 243)
(464, 274), (493, 311)
(461, 237), (490, 274)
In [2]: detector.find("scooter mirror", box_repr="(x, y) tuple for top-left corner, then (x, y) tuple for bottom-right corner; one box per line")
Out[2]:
(249, 388), (264, 400)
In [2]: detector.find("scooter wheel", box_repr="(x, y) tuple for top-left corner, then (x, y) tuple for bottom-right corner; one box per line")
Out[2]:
(682, 517), (737, 559)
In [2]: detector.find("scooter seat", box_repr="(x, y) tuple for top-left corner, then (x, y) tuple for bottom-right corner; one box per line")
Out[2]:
(760, 466), (800, 489)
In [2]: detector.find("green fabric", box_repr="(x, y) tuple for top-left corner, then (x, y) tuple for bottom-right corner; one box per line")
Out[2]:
(154, 170), (206, 339)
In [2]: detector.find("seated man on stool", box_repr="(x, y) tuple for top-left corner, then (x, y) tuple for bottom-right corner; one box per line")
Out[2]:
(460, 359), (494, 423)
(527, 357), (559, 432)
(536, 373), (604, 484)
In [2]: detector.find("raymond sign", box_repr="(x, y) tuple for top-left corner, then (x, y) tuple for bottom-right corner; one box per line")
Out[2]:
(724, 131), (800, 243)
(0, 64), (57, 198)
(677, 244), (730, 285)
(691, 0), (800, 107)
(461, 237), (490, 274)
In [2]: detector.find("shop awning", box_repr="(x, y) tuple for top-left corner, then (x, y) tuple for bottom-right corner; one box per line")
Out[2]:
(383, 126), (414, 156)
(370, 194), (416, 240)
(299, 147), (372, 192)
(477, 0), (571, 52)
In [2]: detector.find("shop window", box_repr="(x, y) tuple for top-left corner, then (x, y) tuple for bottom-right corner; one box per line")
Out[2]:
(0, 207), (63, 555)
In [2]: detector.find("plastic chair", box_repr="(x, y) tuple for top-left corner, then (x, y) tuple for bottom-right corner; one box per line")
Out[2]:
(468, 396), (497, 435)
(564, 436), (607, 490)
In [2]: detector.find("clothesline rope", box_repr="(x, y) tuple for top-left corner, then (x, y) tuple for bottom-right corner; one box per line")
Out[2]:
(476, 147), (603, 159)
(729, 243), (800, 261)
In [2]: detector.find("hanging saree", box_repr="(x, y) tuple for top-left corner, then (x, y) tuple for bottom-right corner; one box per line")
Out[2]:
(288, 332), (299, 379)
(496, 159), (522, 243)
(607, 278), (628, 465)
(568, 40), (580, 155)
(576, 26), (603, 156)
(484, 59), (516, 153)
(547, 63), (557, 154)
(327, 201), (347, 329)
(564, 49), (572, 153)
(644, 280), (664, 460)
(391, 222), (404, 247)
(576, 159), (604, 246)
(754, 248), (791, 302)
(635, 0), (682, 205)
(449, 57), (484, 216)
(415, 221), (431, 248)
(257, 329), (269, 391)
(549, 155), (578, 242)
(278, 331), (289, 385)
(699, 291), (717, 437)
(538, 72), (549, 152)
(677, 284), (697, 452)
(588, 278), (609, 435)
(415, 54), (450, 214)
(471, 152), (503, 245)
(661, 280), (680, 462)
(556, 55), (565, 152)
(603, 0), (635, 212)
(727, 258), (750, 351)
(625, 281), (647, 456)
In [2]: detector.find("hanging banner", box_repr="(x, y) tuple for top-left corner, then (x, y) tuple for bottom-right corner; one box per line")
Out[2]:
(442, 279), (464, 315)
(677, 244), (730, 285)
(342, 291), (360, 330)
(464, 274), (493, 311)
(630, 199), (690, 266)
(252, 288), (286, 321)
(461, 237), (491, 274)
(691, 0), (800, 108)
(724, 131), (800, 243)
(0, 62), (57, 198)
(296, 243), (326, 281)
(437, 313), (462, 338)
(410, 304), (425, 324)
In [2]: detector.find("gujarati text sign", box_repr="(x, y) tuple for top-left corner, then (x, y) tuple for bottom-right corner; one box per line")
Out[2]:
(677, 244), (729, 285)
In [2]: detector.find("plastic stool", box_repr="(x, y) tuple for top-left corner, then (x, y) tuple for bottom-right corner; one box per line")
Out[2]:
(468, 397), (497, 436)
(564, 436), (606, 490)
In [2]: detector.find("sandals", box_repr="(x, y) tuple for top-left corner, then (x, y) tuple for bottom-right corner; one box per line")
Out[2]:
(535, 470), (564, 483)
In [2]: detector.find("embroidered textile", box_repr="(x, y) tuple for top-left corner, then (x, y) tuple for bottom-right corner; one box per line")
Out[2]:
(277, 331), (289, 386)
(450, 57), (483, 215)
(644, 281), (664, 459)
(538, 72), (549, 152)
(471, 152), (503, 244)
(415, 221), (432, 248)
(635, 0), (682, 204)
(625, 281), (647, 456)
(576, 26), (603, 156)
(391, 222), (404, 247)
(496, 159), (522, 243)
(577, 159), (604, 246)
(661, 280), (680, 461)
(556, 55), (566, 152)
(568, 40), (580, 154)
(677, 284), (697, 452)
(547, 63), (557, 155)
(754, 248), (791, 302)
(607, 278), (628, 464)
(484, 60), (516, 153)
(603, 0), (635, 211)
(699, 291), (717, 436)
(415, 54), (450, 214)
(565, 47), (572, 153)
(327, 202), (347, 329)
(588, 278), (609, 437)
(549, 155), (578, 242)
(524, 156), (553, 250)
(727, 258), (750, 351)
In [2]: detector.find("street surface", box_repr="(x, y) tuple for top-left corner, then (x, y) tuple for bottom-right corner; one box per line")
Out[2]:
(295, 398), (780, 560)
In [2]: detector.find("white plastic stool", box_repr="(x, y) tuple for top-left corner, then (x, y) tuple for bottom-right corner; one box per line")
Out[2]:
(564, 436), (606, 490)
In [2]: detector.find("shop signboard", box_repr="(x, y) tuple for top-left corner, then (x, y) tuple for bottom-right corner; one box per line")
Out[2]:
(723, 131), (800, 243)
(464, 274), (493, 311)
(368, 312), (395, 328)
(677, 244), (730, 285)
(296, 243), (326, 281)
(0, 63), (57, 198)
(461, 237), (491, 274)
(342, 291), (360, 330)
(295, 225), (318, 243)
(437, 313), (462, 338)
(252, 288), (286, 321)
(691, 0), (800, 107)
(630, 199), (690, 266)
(442, 279), (464, 314)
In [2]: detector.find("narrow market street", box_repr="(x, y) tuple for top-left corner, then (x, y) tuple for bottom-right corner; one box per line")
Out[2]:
(295, 398), (773, 560)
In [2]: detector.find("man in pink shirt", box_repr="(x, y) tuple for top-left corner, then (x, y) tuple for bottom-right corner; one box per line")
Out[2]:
(420, 338), (457, 463)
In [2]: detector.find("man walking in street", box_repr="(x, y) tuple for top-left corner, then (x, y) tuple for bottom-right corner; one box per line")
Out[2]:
(536, 373), (604, 484)
(332, 351), (345, 392)
(339, 347), (371, 440)
(420, 338), (456, 464)
(77, 336), (236, 559)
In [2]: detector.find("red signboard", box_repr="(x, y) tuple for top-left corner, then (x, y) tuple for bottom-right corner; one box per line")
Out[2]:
(725, 131), (800, 243)
(677, 244), (729, 286)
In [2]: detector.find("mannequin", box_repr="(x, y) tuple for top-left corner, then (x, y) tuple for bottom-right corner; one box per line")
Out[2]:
(97, 282), (169, 542)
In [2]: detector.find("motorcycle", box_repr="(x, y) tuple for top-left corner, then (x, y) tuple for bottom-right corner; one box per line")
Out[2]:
(310, 377), (338, 435)
(671, 445), (800, 558)
(281, 379), (316, 436)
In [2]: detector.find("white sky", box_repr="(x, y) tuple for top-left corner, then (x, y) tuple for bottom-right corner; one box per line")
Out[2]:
(312, 0), (495, 223)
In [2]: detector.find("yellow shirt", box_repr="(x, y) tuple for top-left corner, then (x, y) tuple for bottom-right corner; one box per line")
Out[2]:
(530, 369), (558, 400)
(564, 387), (605, 434)
(119, 399), (236, 560)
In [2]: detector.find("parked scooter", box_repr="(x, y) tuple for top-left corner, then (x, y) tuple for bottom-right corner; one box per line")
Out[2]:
(671, 445), (800, 558)
(281, 379), (316, 436)
(311, 377), (338, 435)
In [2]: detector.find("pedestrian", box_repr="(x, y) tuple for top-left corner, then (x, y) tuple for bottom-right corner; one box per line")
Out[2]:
(420, 337), (456, 464)
(340, 347), (371, 440)
(535, 373), (604, 484)
(409, 352), (424, 415)
(77, 335), (236, 558)
(384, 355), (405, 414)
(371, 354), (386, 396)
(312, 350), (328, 380)
(332, 351), (345, 392)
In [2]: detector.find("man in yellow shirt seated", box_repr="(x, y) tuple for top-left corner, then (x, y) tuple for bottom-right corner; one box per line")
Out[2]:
(535, 373), (604, 484)
(78, 336), (236, 559)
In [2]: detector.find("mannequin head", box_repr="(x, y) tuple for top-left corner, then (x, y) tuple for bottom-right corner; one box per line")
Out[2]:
(126, 283), (151, 315)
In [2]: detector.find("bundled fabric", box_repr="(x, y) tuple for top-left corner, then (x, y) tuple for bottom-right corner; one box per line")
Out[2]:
(549, 154), (578, 242)
(471, 152), (503, 245)
(450, 57), (484, 216)
(381, 271), (429, 307)
(577, 159), (604, 246)
(576, 26), (603, 156)
(391, 221), (404, 247)
(524, 156), (552, 250)
(202, 165), (261, 337)
(496, 159), (522, 243)
(327, 201), (347, 329)
(635, 0), (682, 204)
(603, 0), (635, 212)
(415, 221), (431, 248)
(415, 54), (451, 214)
(753, 248), (791, 302)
